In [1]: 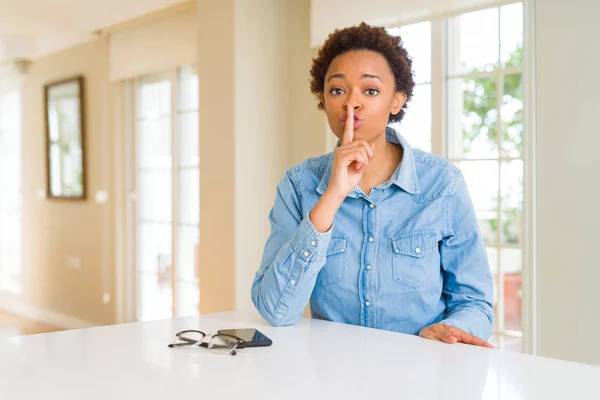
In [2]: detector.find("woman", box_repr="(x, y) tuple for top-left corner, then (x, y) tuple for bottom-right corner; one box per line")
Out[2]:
(251, 22), (494, 347)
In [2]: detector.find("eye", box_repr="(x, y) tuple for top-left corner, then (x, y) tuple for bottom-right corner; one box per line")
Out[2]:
(329, 88), (345, 96)
(365, 88), (380, 96)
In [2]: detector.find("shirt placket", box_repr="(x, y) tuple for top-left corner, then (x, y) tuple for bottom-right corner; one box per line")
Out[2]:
(359, 190), (378, 328)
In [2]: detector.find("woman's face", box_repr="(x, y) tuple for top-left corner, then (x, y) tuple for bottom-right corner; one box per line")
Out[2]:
(322, 50), (406, 143)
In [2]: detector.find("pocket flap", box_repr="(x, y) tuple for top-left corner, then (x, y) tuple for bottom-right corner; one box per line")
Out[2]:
(392, 231), (438, 258)
(326, 236), (347, 256)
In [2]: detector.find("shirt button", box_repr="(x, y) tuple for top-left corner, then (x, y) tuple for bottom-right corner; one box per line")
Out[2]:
(369, 203), (375, 209)
(366, 265), (372, 271)
(415, 247), (421, 254)
(368, 237), (374, 243)
(303, 251), (310, 258)
(311, 240), (317, 246)
(365, 301), (371, 307)
(290, 280), (296, 286)
(258, 270), (264, 275)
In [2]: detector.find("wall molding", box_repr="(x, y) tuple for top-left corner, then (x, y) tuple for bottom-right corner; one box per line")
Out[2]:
(0, 292), (98, 330)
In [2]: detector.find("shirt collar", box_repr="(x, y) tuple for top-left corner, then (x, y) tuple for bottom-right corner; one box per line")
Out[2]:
(316, 126), (420, 196)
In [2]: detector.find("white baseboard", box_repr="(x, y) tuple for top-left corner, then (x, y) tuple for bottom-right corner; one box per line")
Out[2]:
(0, 291), (98, 330)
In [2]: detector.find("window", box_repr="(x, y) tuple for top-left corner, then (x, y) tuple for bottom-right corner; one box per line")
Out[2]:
(0, 76), (22, 293)
(446, 2), (524, 352)
(388, 22), (432, 152)
(133, 64), (200, 321)
(388, 2), (525, 351)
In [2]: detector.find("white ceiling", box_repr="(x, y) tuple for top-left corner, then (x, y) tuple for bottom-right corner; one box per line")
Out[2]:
(0, 0), (187, 63)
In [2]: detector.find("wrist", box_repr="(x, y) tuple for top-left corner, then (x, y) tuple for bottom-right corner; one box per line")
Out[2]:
(322, 188), (347, 206)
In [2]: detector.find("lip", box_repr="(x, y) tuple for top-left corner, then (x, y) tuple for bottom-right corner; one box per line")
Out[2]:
(341, 113), (363, 129)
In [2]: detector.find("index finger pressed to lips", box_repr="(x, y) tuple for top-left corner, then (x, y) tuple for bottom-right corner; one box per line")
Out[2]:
(341, 105), (354, 145)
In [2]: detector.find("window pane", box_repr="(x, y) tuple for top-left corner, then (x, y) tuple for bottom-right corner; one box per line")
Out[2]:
(138, 76), (171, 119)
(137, 272), (172, 320)
(390, 83), (431, 152)
(488, 248), (523, 334)
(487, 247), (499, 330)
(457, 161), (499, 245)
(176, 280), (200, 317)
(137, 118), (171, 169)
(177, 111), (199, 167)
(176, 226), (199, 282)
(501, 160), (523, 244)
(137, 222), (172, 273)
(501, 3), (523, 68)
(503, 249), (523, 332)
(138, 169), (172, 222)
(177, 64), (199, 111)
(448, 77), (498, 159)
(390, 21), (431, 84)
(448, 8), (499, 75)
(502, 73), (523, 157)
(177, 168), (199, 226)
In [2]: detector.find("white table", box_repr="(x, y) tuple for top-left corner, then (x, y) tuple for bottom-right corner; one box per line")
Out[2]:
(0, 311), (599, 399)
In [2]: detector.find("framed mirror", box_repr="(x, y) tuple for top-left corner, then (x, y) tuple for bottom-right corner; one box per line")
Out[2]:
(44, 76), (86, 199)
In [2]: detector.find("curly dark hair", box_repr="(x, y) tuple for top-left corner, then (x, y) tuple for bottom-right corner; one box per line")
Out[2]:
(310, 22), (415, 123)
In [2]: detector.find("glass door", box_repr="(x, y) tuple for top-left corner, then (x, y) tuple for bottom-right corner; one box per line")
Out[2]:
(0, 77), (22, 293)
(134, 65), (200, 320)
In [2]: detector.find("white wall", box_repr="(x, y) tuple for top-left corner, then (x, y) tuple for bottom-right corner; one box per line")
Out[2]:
(534, 0), (600, 365)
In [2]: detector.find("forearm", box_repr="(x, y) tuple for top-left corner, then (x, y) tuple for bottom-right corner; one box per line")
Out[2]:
(251, 218), (332, 326)
(308, 190), (345, 233)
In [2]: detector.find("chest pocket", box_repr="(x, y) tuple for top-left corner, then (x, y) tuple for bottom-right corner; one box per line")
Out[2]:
(317, 235), (348, 288)
(391, 231), (440, 289)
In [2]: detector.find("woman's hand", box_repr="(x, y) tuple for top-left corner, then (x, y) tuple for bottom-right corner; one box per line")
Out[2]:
(419, 323), (495, 348)
(326, 105), (375, 199)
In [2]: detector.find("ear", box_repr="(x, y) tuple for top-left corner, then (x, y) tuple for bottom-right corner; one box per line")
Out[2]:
(320, 94), (326, 110)
(391, 92), (407, 115)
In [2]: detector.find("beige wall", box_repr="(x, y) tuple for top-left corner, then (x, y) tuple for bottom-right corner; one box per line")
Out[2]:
(196, 0), (325, 314)
(21, 37), (115, 326)
(288, 0), (327, 165)
(196, 0), (237, 313)
(233, 0), (290, 313)
(109, 6), (197, 81)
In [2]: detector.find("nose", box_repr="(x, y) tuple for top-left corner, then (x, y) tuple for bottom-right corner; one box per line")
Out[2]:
(343, 103), (361, 112)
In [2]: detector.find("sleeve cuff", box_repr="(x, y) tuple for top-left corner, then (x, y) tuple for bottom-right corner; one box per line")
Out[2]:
(290, 217), (333, 262)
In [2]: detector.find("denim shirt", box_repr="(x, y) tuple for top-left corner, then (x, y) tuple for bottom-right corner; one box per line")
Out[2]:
(251, 127), (494, 340)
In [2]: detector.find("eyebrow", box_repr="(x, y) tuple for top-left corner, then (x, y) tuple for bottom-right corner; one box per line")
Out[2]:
(326, 73), (383, 83)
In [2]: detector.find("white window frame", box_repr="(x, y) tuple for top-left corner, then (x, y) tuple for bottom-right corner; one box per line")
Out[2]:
(121, 65), (200, 322)
(419, 0), (534, 353)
